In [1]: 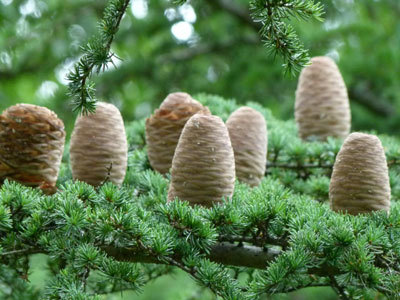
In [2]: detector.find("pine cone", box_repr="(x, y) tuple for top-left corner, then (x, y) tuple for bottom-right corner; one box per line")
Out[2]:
(168, 114), (235, 207)
(226, 107), (267, 187)
(145, 92), (210, 174)
(295, 56), (351, 141)
(0, 104), (65, 194)
(70, 102), (128, 187)
(329, 132), (390, 215)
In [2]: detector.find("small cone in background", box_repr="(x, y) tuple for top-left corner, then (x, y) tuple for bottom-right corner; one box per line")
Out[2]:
(70, 102), (128, 187)
(226, 107), (267, 187)
(295, 56), (351, 141)
(329, 132), (390, 215)
(145, 92), (210, 174)
(0, 104), (65, 194)
(168, 114), (235, 207)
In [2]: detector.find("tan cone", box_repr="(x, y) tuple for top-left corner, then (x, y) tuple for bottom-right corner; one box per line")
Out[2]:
(145, 92), (210, 174)
(226, 107), (267, 187)
(70, 102), (127, 187)
(329, 132), (390, 215)
(168, 114), (235, 207)
(0, 104), (65, 194)
(295, 56), (351, 141)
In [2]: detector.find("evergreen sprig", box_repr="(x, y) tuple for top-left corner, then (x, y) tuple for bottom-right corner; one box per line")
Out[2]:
(249, 0), (324, 75)
(69, 0), (324, 115)
(176, 0), (324, 75)
(67, 0), (131, 115)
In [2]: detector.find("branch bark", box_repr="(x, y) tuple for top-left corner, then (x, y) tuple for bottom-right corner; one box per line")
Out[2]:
(348, 83), (395, 117)
(102, 242), (281, 269)
(203, 0), (260, 30)
(157, 35), (259, 64)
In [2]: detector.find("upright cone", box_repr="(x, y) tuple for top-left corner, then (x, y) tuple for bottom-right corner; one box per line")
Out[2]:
(295, 56), (351, 141)
(70, 102), (128, 187)
(168, 114), (235, 207)
(329, 132), (390, 215)
(0, 104), (65, 193)
(145, 92), (210, 174)
(226, 107), (267, 187)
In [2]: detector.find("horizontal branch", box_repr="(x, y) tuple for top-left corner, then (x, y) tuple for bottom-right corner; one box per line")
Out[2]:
(268, 162), (333, 169)
(157, 35), (259, 64)
(102, 242), (281, 269)
(103, 242), (343, 276)
(267, 159), (400, 172)
(204, 0), (259, 30)
(349, 84), (395, 117)
(0, 243), (366, 277)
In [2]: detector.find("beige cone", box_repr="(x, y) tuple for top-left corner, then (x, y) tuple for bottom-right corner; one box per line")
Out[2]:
(329, 132), (390, 215)
(145, 92), (210, 174)
(168, 114), (235, 207)
(226, 107), (267, 187)
(295, 56), (351, 141)
(70, 102), (127, 187)
(0, 104), (65, 194)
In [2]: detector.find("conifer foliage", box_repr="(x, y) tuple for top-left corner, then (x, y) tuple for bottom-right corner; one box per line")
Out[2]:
(1, 1), (400, 300)
(1, 94), (400, 299)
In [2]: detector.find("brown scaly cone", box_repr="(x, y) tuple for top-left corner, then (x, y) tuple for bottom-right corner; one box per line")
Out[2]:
(168, 114), (235, 207)
(145, 92), (210, 174)
(295, 56), (351, 141)
(226, 107), (267, 187)
(0, 104), (65, 194)
(70, 102), (128, 187)
(329, 132), (390, 215)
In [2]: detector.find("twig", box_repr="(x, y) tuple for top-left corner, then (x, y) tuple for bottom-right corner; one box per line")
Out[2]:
(0, 248), (39, 257)
(99, 162), (113, 187)
(329, 275), (349, 300)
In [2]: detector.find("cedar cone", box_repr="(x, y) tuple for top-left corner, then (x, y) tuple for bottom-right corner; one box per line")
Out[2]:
(226, 107), (267, 187)
(329, 132), (390, 215)
(168, 114), (235, 207)
(295, 56), (351, 141)
(145, 92), (210, 174)
(70, 102), (128, 187)
(0, 104), (65, 194)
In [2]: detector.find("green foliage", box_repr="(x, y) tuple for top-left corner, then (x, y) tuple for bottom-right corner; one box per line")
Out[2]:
(67, 0), (131, 114)
(2, 1), (399, 134)
(1, 1), (400, 299)
(1, 95), (400, 299)
(249, 0), (324, 75)
(67, 0), (324, 115)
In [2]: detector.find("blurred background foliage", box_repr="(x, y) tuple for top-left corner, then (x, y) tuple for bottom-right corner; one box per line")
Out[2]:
(1, 0), (399, 135)
(0, 0), (399, 299)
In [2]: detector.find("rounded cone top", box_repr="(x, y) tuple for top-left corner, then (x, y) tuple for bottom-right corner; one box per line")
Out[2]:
(70, 102), (128, 187)
(0, 104), (65, 193)
(145, 92), (210, 174)
(329, 132), (390, 215)
(295, 56), (351, 141)
(226, 107), (267, 187)
(168, 114), (235, 207)
(160, 92), (196, 109)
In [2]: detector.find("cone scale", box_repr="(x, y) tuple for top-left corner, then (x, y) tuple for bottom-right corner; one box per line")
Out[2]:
(70, 102), (128, 187)
(226, 107), (267, 187)
(145, 92), (210, 174)
(0, 104), (65, 193)
(329, 132), (390, 215)
(168, 114), (235, 207)
(295, 56), (351, 141)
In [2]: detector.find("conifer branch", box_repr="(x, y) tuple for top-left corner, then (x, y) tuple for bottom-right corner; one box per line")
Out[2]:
(267, 160), (400, 172)
(250, 0), (324, 75)
(175, 0), (324, 75)
(67, 0), (131, 115)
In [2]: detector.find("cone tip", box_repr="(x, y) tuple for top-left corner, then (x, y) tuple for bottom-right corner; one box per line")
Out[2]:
(160, 92), (196, 109)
